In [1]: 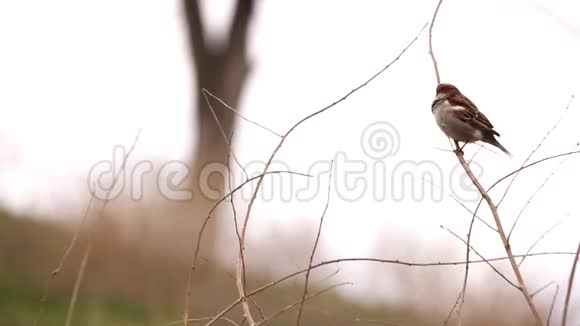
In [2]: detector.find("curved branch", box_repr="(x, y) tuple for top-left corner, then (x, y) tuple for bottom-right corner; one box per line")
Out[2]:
(428, 0), (443, 84)
(454, 148), (543, 325)
(231, 22), (427, 326)
(562, 241), (580, 326)
(427, 0), (543, 322)
(183, 170), (310, 325)
(204, 251), (575, 325)
(296, 162), (333, 325)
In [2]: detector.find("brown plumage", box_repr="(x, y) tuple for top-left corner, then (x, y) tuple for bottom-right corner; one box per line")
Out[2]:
(432, 83), (511, 156)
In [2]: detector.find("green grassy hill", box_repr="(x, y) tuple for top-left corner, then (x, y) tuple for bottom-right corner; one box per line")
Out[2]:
(0, 208), (534, 325)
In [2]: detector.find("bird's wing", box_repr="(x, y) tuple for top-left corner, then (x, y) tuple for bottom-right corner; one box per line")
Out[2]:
(448, 93), (499, 136)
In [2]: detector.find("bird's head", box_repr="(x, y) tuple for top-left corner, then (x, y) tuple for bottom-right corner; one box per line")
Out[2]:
(436, 83), (461, 97)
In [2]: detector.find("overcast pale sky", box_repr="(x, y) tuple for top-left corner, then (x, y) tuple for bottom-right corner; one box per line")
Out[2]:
(0, 0), (579, 320)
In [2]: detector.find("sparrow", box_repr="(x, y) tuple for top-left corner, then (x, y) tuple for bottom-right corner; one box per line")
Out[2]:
(431, 83), (511, 156)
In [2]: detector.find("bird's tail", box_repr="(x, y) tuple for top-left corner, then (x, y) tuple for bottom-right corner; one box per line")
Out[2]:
(486, 136), (512, 157)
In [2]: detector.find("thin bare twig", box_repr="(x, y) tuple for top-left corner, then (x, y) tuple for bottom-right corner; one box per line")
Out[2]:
(491, 151), (580, 191)
(203, 88), (283, 138)
(225, 139), (255, 325)
(296, 161), (333, 325)
(236, 250), (254, 325)
(202, 108), (255, 324)
(561, 241), (580, 326)
(34, 190), (96, 326)
(232, 23), (427, 326)
(531, 280), (556, 298)
(429, 2), (472, 322)
(65, 130), (141, 325)
(248, 297), (267, 325)
(428, 0), (444, 84)
(256, 283), (351, 326)
(424, 179), (496, 233)
(204, 251), (575, 325)
(64, 244), (91, 326)
(184, 170), (310, 322)
(202, 92), (249, 180)
(453, 146), (544, 325)
(451, 149), (580, 326)
(467, 144), (484, 164)
(519, 216), (568, 267)
(319, 268), (341, 282)
(443, 290), (463, 326)
(181, 2), (255, 323)
(497, 95), (574, 208)
(441, 225), (518, 289)
(469, 151), (580, 245)
(451, 147), (503, 325)
(165, 316), (240, 326)
(221, 254), (267, 325)
(468, 150), (580, 266)
(508, 149), (574, 242)
(427, 0), (572, 321)
(300, 307), (404, 326)
(456, 191), (480, 326)
(456, 230), (472, 324)
(547, 284), (559, 326)
(429, 0), (543, 317)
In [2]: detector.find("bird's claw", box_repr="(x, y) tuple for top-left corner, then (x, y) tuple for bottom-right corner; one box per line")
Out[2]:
(453, 141), (464, 156)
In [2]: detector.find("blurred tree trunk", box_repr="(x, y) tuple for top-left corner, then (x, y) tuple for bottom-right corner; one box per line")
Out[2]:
(183, 0), (254, 196)
(165, 0), (254, 259)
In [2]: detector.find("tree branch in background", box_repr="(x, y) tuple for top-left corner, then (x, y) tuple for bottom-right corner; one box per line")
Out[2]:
(225, 137), (256, 325)
(531, 280), (556, 298)
(427, 0), (544, 323)
(547, 284), (559, 326)
(166, 316), (241, 326)
(199, 251), (575, 325)
(203, 88), (283, 138)
(34, 191), (96, 326)
(490, 151), (580, 191)
(64, 130), (141, 326)
(519, 216), (568, 267)
(427, 1), (479, 323)
(428, 0), (443, 84)
(471, 150), (580, 264)
(457, 202), (479, 325)
(177, 21), (428, 326)
(425, 179), (497, 232)
(257, 283), (352, 326)
(64, 243), (91, 326)
(497, 95), (574, 208)
(506, 99), (576, 245)
(454, 150), (544, 325)
(441, 225), (518, 289)
(296, 161), (333, 326)
(561, 241), (580, 326)
(443, 291), (463, 326)
(508, 154), (570, 242)
(231, 23), (426, 325)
